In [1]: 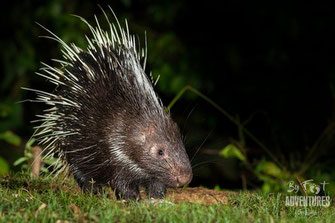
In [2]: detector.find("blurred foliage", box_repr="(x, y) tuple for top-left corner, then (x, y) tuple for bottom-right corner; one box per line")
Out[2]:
(220, 144), (246, 162)
(0, 157), (9, 176)
(0, 100), (22, 175)
(2, 0), (335, 192)
(0, 131), (21, 147)
(13, 139), (35, 171)
(13, 139), (57, 176)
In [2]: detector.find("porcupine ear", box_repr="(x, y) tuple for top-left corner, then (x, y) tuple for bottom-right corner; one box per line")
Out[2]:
(135, 124), (155, 144)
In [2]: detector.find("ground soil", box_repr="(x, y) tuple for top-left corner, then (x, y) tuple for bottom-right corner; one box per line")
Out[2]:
(1, 175), (232, 205)
(140, 187), (232, 205)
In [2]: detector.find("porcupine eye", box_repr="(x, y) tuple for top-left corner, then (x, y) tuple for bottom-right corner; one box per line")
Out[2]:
(158, 149), (164, 156)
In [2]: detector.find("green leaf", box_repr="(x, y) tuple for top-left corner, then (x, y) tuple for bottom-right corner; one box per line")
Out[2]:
(25, 138), (36, 149)
(0, 100), (23, 132)
(43, 157), (57, 165)
(219, 144), (246, 161)
(261, 182), (272, 193)
(255, 160), (282, 178)
(13, 157), (28, 166)
(0, 130), (21, 146)
(40, 167), (49, 173)
(0, 157), (9, 176)
(214, 185), (223, 191)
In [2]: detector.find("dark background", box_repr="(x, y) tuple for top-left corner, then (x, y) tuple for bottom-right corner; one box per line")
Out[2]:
(1, 0), (335, 193)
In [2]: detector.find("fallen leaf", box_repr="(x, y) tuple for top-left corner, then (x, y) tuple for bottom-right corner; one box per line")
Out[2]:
(69, 204), (81, 215)
(34, 203), (47, 217)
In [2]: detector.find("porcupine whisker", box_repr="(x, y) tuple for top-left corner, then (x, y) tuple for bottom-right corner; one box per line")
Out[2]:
(191, 159), (227, 169)
(182, 104), (198, 138)
(190, 129), (214, 164)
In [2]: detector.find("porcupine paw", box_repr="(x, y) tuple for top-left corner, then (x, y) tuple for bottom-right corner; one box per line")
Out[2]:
(81, 183), (104, 194)
(145, 180), (166, 199)
(115, 185), (141, 200)
(73, 174), (103, 194)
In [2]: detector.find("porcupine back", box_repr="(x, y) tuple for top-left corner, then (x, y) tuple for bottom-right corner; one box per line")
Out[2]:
(25, 8), (192, 198)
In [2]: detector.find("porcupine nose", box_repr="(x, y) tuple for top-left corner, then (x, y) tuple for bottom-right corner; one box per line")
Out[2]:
(176, 170), (193, 186)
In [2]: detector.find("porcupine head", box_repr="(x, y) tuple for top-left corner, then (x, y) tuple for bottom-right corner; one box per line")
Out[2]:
(26, 8), (192, 200)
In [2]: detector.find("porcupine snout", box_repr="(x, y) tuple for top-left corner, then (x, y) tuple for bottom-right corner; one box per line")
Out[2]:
(175, 169), (193, 187)
(169, 152), (193, 187)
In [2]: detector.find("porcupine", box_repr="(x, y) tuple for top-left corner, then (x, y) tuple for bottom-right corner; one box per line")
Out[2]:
(24, 8), (192, 200)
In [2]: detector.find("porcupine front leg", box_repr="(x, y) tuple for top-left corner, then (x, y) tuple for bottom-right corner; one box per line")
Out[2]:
(73, 169), (103, 194)
(145, 179), (166, 199)
(114, 181), (141, 200)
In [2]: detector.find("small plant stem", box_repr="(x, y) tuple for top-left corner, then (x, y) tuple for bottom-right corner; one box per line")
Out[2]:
(241, 172), (247, 190)
(31, 146), (42, 178)
(296, 176), (307, 196)
(298, 122), (335, 175)
(167, 85), (283, 170)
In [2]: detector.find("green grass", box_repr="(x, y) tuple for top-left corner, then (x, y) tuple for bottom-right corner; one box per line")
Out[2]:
(0, 173), (334, 222)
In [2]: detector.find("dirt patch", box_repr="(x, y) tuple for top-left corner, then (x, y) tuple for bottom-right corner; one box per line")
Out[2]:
(138, 187), (233, 205)
(166, 187), (232, 205)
